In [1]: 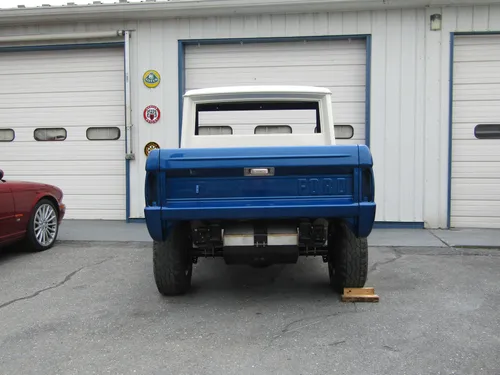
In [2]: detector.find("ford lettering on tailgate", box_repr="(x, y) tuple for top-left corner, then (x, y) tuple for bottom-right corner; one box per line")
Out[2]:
(297, 177), (350, 196)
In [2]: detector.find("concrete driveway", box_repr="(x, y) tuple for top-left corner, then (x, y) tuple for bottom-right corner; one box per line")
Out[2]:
(0, 239), (499, 375)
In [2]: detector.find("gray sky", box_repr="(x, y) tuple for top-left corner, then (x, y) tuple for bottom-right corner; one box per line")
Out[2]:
(0, 0), (144, 9)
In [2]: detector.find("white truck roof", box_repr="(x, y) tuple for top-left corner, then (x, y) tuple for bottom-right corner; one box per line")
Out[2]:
(184, 85), (332, 98)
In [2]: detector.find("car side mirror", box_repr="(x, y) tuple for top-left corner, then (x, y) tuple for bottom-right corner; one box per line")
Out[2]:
(0, 169), (3, 180)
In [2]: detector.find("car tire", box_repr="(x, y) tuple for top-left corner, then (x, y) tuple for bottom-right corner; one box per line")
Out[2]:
(328, 221), (368, 293)
(153, 223), (193, 296)
(25, 198), (60, 252)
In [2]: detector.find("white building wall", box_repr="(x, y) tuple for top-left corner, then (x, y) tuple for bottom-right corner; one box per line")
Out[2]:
(1, 5), (499, 227)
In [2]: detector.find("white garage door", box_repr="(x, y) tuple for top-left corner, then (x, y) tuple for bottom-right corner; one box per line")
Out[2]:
(184, 39), (366, 144)
(0, 47), (126, 220)
(451, 35), (500, 228)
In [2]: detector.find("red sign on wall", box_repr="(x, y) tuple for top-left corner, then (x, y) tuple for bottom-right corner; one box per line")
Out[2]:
(143, 105), (161, 124)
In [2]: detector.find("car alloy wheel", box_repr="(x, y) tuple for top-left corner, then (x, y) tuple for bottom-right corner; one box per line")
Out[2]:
(34, 203), (58, 247)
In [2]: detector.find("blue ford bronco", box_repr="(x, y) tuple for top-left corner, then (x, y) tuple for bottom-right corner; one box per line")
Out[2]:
(144, 85), (376, 296)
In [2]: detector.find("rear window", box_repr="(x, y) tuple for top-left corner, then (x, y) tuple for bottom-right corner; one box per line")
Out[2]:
(195, 101), (320, 136)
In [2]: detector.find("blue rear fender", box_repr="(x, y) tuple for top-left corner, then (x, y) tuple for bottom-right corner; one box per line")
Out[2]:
(144, 145), (376, 241)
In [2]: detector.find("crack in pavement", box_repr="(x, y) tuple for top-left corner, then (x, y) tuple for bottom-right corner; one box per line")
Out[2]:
(0, 257), (114, 310)
(428, 230), (452, 247)
(269, 308), (359, 344)
(369, 247), (403, 274)
(383, 345), (400, 352)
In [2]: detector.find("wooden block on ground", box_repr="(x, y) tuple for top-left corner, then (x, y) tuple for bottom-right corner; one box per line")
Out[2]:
(341, 287), (379, 303)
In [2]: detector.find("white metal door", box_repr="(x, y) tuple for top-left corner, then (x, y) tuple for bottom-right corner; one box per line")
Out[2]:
(0, 47), (125, 220)
(184, 39), (366, 144)
(451, 35), (500, 228)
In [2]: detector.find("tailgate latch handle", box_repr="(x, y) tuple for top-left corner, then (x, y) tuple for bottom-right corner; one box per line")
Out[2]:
(244, 167), (275, 177)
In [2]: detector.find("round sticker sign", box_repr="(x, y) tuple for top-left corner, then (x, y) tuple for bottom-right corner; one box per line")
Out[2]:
(144, 141), (160, 156)
(143, 105), (161, 124)
(143, 70), (161, 88)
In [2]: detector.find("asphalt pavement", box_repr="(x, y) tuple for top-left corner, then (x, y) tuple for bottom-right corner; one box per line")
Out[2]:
(1, 237), (499, 375)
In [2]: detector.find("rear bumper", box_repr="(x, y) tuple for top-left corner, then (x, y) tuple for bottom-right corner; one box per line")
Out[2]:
(144, 200), (376, 241)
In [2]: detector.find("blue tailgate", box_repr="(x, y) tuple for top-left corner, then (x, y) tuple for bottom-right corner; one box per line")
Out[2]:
(144, 145), (376, 239)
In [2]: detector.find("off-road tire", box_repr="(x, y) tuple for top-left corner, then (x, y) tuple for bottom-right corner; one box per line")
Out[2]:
(153, 223), (193, 296)
(328, 221), (368, 293)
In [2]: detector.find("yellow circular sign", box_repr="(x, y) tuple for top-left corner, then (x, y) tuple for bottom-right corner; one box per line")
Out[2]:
(144, 141), (160, 156)
(143, 70), (161, 88)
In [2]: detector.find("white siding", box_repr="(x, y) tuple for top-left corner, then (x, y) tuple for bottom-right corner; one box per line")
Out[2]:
(2, 5), (500, 226)
(0, 47), (126, 220)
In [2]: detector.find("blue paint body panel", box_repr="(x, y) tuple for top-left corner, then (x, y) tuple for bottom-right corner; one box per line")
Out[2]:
(144, 145), (376, 242)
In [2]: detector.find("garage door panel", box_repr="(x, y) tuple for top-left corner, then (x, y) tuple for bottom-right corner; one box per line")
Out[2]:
(451, 122), (500, 140)
(64, 209), (125, 220)
(186, 51), (366, 68)
(452, 101), (500, 123)
(186, 39), (365, 54)
(452, 162), (500, 178)
(454, 35), (500, 46)
(199, 113), (365, 140)
(10, 127), (124, 142)
(5, 175), (126, 196)
(0, 160), (125, 176)
(0, 71), (125, 95)
(450, 216), (500, 229)
(451, 200), (500, 217)
(0, 107), (125, 127)
(185, 53), (366, 67)
(0, 49), (123, 73)
(452, 179), (500, 200)
(62, 195), (125, 211)
(453, 84), (500, 101)
(186, 66), (366, 89)
(453, 62), (500, 84)
(452, 142), (500, 161)
(1, 142), (125, 161)
(0, 91), (124, 108)
(331, 103), (365, 123)
(454, 46), (500, 62)
(451, 35), (500, 228)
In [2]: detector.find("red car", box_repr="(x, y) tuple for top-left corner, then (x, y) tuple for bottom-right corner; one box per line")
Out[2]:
(0, 169), (66, 251)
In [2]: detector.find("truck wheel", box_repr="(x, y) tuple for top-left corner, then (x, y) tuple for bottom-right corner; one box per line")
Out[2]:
(153, 224), (193, 296)
(328, 222), (368, 293)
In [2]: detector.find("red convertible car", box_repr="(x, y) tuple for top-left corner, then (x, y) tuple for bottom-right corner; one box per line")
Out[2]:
(0, 169), (66, 251)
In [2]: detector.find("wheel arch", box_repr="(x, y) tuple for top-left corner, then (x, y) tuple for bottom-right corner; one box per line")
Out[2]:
(27, 194), (61, 224)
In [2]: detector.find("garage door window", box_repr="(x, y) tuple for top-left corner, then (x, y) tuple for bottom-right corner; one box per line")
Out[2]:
(335, 125), (354, 140)
(474, 124), (500, 139)
(34, 128), (67, 141)
(86, 127), (121, 141)
(255, 125), (293, 134)
(198, 126), (233, 135)
(0, 128), (15, 142)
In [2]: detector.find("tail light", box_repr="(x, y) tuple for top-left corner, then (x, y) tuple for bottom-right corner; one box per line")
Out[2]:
(361, 168), (374, 202)
(145, 172), (159, 206)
